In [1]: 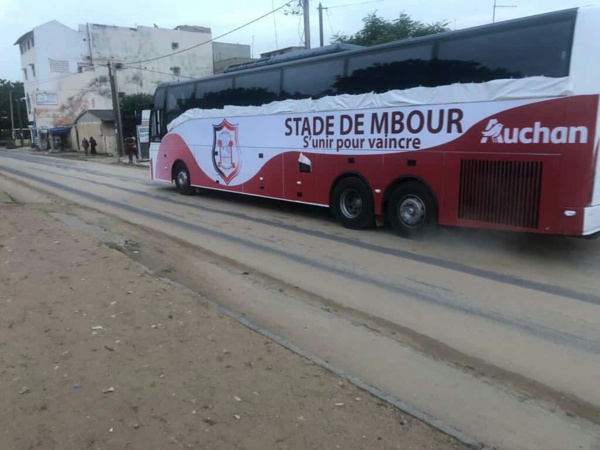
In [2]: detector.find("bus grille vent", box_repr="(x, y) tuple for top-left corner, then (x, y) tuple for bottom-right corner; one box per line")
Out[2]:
(458, 160), (543, 229)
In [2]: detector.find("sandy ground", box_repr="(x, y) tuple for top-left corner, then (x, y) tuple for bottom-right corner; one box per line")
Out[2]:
(0, 200), (464, 449)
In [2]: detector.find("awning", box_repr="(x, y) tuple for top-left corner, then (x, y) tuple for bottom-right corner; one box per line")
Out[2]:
(49, 126), (71, 136)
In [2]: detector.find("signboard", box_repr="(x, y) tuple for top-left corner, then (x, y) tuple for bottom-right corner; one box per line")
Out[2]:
(141, 109), (151, 126)
(137, 125), (149, 143)
(35, 92), (58, 105)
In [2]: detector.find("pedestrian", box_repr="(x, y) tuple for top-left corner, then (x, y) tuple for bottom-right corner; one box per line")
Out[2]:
(81, 137), (89, 156)
(124, 136), (137, 165)
(89, 136), (97, 155)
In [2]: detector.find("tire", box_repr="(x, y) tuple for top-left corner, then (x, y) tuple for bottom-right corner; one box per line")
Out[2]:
(331, 177), (375, 229)
(173, 162), (194, 195)
(387, 181), (438, 238)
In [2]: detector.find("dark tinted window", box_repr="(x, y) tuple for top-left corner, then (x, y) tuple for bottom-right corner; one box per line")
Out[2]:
(282, 59), (344, 99)
(154, 87), (166, 110)
(232, 70), (281, 106)
(435, 19), (573, 85)
(195, 77), (234, 109)
(339, 44), (432, 94)
(235, 70), (280, 92)
(166, 83), (194, 124)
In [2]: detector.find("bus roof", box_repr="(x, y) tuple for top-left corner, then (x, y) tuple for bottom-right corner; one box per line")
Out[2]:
(156, 6), (581, 91)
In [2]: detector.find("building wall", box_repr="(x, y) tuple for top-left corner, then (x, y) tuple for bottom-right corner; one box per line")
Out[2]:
(213, 42), (251, 62)
(88, 24), (214, 93)
(18, 21), (216, 136)
(72, 118), (117, 155)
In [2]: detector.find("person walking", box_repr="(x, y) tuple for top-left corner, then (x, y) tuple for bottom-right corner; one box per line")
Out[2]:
(124, 136), (137, 165)
(89, 136), (97, 155)
(81, 137), (89, 156)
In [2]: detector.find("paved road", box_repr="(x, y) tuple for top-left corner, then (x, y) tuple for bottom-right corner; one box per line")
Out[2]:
(2, 150), (599, 449)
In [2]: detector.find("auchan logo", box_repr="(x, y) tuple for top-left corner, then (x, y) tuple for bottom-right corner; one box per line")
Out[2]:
(481, 119), (588, 144)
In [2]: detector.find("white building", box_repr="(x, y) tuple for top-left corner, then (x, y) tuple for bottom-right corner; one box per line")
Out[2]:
(15, 21), (218, 150)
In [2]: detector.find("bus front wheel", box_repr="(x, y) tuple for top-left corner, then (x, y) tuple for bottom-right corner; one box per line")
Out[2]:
(388, 182), (438, 238)
(331, 177), (375, 229)
(174, 162), (194, 195)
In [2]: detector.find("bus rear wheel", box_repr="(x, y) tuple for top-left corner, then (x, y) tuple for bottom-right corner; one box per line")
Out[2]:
(388, 181), (438, 238)
(174, 162), (194, 195)
(331, 177), (374, 229)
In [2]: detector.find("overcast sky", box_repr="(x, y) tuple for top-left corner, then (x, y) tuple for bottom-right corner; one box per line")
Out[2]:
(0, 0), (595, 82)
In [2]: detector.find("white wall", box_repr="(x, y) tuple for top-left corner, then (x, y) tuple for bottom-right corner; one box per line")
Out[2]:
(18, 21), (215, 132)
(213, 42), (251, 61)
(19, 21), (90, 128)
(89, 24), (214, 95)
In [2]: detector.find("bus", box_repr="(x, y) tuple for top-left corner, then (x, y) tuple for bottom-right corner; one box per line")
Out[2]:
(149, 7), (600, 238)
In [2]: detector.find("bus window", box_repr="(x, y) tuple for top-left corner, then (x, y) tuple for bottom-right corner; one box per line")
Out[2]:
(233, 69), (281, 106)
(435, 19), (573, 85)
(196, 77), (234, 109)
(166, 83), (195, 124)
(281, 59), (344, 99)
(154, 86), (166, 110)
(342, 44), (433, 94)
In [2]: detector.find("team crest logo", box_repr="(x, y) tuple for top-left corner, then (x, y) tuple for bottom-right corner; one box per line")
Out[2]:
(212, 119), (241, 184)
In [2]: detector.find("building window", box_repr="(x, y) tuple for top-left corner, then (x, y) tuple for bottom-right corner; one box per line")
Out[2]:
(171, 66), (181, 75)
(29, 64), (36, 78)
(22, 68), (28, 81)
(172, 42), (179, 50)
(49, 59), (70, 73)
(77, 62), (92, 73)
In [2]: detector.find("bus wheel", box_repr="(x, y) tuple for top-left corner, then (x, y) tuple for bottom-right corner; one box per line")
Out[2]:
(174, 162), (194, 195)
(388, 181), (437, 238)
(331, 177), (374, 229)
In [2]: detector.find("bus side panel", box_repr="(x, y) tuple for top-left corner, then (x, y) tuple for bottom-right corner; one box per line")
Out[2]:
(379, 151), (446, 218)
(441, 153), (564, 234)
(437, 96), (597, 234)
(241, 154), (284, 199)
(315, 153), (384, 213)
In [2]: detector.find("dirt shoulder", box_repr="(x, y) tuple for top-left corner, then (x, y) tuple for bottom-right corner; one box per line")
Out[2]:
(0, 195), (464, 449)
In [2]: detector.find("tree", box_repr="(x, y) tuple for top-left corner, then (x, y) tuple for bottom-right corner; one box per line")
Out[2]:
(119, 92), (153, 137)
(0, 80), (29, 139)
(332, 12), (450, 47)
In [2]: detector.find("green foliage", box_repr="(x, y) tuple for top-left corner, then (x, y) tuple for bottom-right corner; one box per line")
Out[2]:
(0, 79), (28, 138)
(332, 12), (450, 46)
(119, 92), (153, 136)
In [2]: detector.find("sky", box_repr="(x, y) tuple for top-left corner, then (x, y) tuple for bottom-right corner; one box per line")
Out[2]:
(0, 0), (596, 82)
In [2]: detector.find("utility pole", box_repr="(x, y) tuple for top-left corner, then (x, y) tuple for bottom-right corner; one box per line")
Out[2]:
(16, 98), (24, 147)
(9, 89), (15, 143)
(318, 3), (325, 47)
(493, 0), (517, 23)
(303, 0), (311, 49)
(108, 62), (125, 158)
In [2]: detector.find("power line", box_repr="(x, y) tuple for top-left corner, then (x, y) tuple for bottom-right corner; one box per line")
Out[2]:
(326, 8), (335, 35)
(272, 0), (280, 49)
(121, 0), (295, 65)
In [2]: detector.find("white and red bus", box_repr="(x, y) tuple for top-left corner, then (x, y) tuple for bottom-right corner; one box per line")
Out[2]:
(149, 7), (600, 238)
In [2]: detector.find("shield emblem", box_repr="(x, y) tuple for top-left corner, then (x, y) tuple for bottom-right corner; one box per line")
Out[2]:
(212, 119), (241, 185)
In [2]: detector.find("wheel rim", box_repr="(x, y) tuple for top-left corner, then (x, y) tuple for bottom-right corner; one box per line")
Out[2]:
(398, 195), (426, 227)
(177, 169), (189, 189)
(340, 188), (363, 219)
